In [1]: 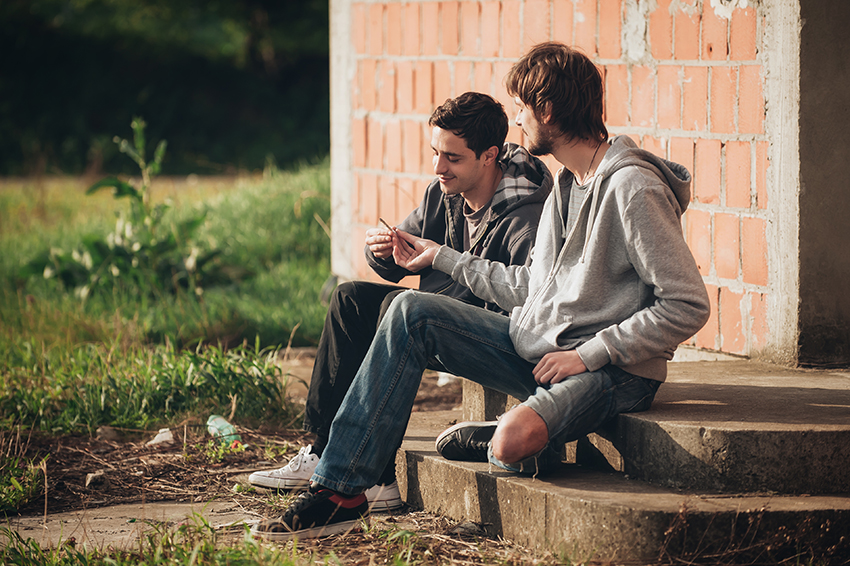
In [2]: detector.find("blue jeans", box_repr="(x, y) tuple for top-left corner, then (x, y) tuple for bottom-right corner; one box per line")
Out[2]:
(311, 291), (660, 495)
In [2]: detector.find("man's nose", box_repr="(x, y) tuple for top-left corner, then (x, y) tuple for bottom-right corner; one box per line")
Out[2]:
(514, 110), (522, 126)
(433, 155), (447, 174)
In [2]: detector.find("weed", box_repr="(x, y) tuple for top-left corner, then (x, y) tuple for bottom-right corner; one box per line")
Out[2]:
(18, 119), (231, 299)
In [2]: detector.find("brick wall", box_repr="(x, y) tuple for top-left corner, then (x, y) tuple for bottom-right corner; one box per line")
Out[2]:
(339, 0), (768, 357)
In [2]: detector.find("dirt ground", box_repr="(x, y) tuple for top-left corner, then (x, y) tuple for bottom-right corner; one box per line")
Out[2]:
(4, 357), (552, 563)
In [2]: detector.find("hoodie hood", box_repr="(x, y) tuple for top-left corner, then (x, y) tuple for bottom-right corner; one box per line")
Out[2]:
(445, 142), (553, 251)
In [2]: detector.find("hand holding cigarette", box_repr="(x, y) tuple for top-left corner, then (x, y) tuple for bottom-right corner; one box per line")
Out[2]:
(365, 218), (396, 259)
(391, 228), (441, 273)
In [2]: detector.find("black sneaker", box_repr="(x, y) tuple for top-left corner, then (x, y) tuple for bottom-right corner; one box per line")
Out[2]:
(435, 421), (497, 462)
(250, 487), (369, 541)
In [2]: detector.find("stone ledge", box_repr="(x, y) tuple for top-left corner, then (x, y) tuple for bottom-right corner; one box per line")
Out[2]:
(396, 410), (850, 562)
(462, 361), (850, 494)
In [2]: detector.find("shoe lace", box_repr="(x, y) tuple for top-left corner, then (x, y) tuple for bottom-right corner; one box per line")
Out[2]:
(282, 489), (324, 522)
(281, 445), (312, 473)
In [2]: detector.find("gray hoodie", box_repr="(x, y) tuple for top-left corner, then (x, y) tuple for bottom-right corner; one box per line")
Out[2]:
(433, 135), (710, 382)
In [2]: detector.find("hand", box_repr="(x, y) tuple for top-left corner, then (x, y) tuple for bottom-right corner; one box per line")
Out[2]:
(532, 350), (587, 385)
(365, 226), (394, 259)
(391, 229), (441, 272)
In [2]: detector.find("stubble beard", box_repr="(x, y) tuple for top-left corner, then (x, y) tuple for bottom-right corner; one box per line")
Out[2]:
(527, 126), (556, 157)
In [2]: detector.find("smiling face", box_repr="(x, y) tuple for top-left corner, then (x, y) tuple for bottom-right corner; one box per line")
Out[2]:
(430, 126), (492, 202)
(514, 97), (556, 157)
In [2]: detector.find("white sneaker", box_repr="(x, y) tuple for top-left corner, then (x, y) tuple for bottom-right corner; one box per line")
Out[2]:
(249, 445), (320, 490)
(364, 480), (404, 511)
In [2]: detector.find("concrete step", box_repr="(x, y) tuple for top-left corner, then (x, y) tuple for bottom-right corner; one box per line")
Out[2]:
(396, 410), (850, 563)
(462, 360), (850, 495)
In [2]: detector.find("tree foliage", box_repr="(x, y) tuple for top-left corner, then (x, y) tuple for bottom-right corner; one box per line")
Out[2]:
(0, 0), (330, 175)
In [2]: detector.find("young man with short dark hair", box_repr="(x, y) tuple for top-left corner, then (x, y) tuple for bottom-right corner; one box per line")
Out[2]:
(251, 43), (709, 542)
(247, 92), (552, 512)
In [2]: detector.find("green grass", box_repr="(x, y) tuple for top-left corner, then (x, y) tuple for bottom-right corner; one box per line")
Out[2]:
(0, 162), (331, 514)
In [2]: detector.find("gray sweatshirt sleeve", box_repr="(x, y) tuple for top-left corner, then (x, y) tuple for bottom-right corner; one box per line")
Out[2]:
(433, 247), (531, 312)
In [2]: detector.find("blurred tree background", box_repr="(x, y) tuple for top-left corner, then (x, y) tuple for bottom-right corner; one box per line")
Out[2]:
(0, 0), (329, 176)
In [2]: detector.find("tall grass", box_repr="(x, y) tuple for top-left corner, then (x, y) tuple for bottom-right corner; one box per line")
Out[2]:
(0, 161), (331, 435)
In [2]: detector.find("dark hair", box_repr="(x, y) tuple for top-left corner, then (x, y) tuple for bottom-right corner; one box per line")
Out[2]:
(505, 42), (608, 143)
(428, 92), (509, 158)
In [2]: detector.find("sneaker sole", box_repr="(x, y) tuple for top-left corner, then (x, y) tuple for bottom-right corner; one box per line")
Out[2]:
(248, 475), (311, 491)
(435, 421), (495, 461)
(250, 517), (367, 541)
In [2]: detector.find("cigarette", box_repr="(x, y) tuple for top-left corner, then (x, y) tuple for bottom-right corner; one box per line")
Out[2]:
(379, 218), (397, 232)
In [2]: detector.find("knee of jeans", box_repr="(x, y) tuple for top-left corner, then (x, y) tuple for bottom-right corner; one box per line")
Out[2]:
(330, 281), (358, 309)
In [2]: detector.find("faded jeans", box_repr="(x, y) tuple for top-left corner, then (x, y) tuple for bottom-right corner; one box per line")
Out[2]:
(311, 290), (660, 495)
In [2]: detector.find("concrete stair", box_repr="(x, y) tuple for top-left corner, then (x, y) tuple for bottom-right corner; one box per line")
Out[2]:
(395, 361), (850, 563)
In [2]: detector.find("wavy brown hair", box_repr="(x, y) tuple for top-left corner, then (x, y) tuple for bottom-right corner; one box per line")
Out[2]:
(506, 42), (608, 144)
(429, 92), (509, 158)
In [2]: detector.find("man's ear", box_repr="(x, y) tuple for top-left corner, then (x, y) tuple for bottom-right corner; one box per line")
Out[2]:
(540, 102), (554, 125)
(481, 145), (500, 165)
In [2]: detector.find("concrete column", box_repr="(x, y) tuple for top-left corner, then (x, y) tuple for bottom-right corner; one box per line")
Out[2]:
(330, 0), (355, 281)
(764, 0), (850, 367)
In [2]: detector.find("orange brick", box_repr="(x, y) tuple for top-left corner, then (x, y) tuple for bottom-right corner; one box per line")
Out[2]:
(360, 59), (378, 112)
(673, 2), (700, 60)
(378, 61), (396, 113)
(725, 141), (751, 208)
(379, 175), (397, 225)
(422, 3), (440, 55)
(397, 60), (414, 113)
(714, 212), (740, 280)
(642, 135), (665, 159)
(552, 0), (574, 45)
(482, 2), (501, 57)
(503, 0), (523, 58)
(386, 120), (402, 173)
(494, 61), (515, 109)
(441, 2), (460, 55)
(386, 3), (402, 56)
(434, 61), (452, 106)
(396, 177), (420, 220)
(649, 0), (673, 60)
(455, 60), (473, 96)
(657, 65), (681, 129)
(632, 66), (655, 128)
(524, 0), (551, 52)
(738, 65), (764, 134)
(605, 64), (629, 127)
(353, 117), (367, 168)
(701, 1), (728, 60)
(670, 137), (694, 181)
(404, 3), (420, 56)
(685, 208), (711, 276)
(755, 141), (768, 209)
(474, 61), (493, 94)
(506, 125), (524, 145)
(367, 119), (384, 170)
(573, 0), (598, 56)
(403, 120), (422, 174)
(719, 287), (746, 354)
(598, 0), (622, 59)
(414, 61), (434, 114)
(461, 1), (481, 56)
(358, 173), (379, 226)
(730, 5), (757, 61)
(352, 4), (367, 55)
(749, 292), (768, 351)
(742, 216), (767, 286)
(422, 122), (435, 176)
(368, 3), (383, 56)
(694, 283), (719, 349)
(694, 138), (721, 204)
(682, 66), (707, 131)
(710, 66), (736, 134)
